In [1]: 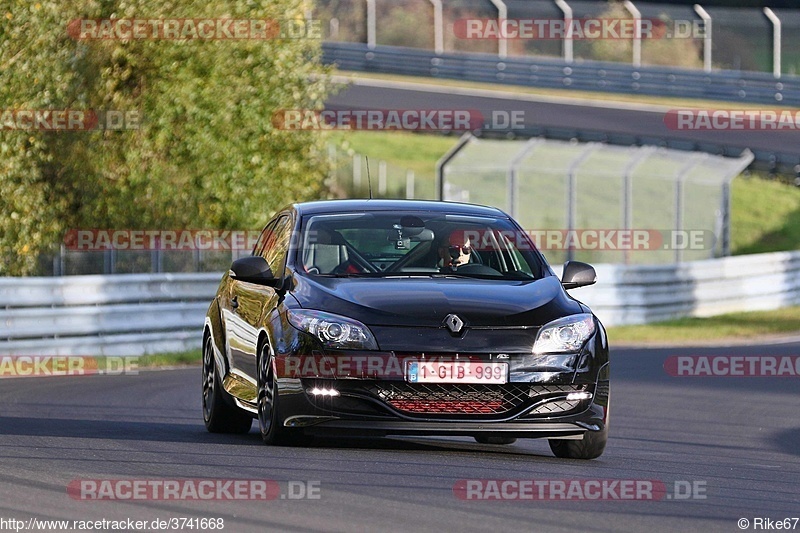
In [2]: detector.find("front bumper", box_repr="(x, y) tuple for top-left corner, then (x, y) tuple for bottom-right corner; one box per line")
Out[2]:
(299, 419), (590, 439)
(270, 325), (609, 439)
(276, 376), (609, 439)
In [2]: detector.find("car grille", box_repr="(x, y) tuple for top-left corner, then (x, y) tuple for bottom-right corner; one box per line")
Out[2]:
(529, 399), (583, 415)
(302, 379), (590, 418)
(367, 382), (588, 416)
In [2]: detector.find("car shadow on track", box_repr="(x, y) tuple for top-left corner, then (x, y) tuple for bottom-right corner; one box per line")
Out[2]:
(0, 415), (558, 458)
(0, 416), (239, 444)
(771, 426), (800, 458)
(300, 434), (555, 457)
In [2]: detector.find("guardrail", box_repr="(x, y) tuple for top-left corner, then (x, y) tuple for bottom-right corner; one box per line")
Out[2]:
(323, 42), (800, 106)
(2, 250), (798, 355)
(0, 273), (220, 356)
(555, 250), (800, 326)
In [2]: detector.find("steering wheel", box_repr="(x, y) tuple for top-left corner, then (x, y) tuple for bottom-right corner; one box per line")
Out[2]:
(451, 263), (501, 276)
(332, 256), (379, 275)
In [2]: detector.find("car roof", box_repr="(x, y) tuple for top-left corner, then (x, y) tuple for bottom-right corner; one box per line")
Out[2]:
(291, 199), (508, 218)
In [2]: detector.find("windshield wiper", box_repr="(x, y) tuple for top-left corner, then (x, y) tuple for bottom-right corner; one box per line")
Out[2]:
(317, 272), (382, 278)
(378, 272), (476, 279)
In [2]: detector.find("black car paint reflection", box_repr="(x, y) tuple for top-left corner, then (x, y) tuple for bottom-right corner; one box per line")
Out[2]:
(202, 199), (609, 459)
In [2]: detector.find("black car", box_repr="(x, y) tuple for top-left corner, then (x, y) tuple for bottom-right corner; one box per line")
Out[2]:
(202, 199), (609, 459)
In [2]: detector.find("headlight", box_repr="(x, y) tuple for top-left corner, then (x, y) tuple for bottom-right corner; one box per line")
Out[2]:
(287, 309), (379, 350)
(533, 313), (595, 354)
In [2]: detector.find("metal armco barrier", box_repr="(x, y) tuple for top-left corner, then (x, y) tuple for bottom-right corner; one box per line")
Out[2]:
(0, 273), (220, 356)
(2, 250), (799, 355)
(322, 42), (800, 106)
(554, 250), (800, 326)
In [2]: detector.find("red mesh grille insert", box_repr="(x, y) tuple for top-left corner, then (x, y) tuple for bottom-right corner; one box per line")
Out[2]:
(373, 383), (530, 415)
(388, 399), (507, 414)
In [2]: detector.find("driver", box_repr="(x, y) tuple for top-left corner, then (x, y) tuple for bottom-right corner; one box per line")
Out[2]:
(439, 230), (473, 270)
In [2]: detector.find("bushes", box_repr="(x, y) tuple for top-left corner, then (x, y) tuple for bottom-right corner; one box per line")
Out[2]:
(585, 3), (703, 68)
(0, 0), (330, 275)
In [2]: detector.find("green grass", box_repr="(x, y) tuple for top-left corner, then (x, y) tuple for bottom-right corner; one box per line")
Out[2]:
(328, 130), (800, 257)
(138, 349), (201, 368)
(607, 306), (800, 344)
(731, 174), (800, 255)
(328, 130), (458, 177)
(326, 130), (460, 199)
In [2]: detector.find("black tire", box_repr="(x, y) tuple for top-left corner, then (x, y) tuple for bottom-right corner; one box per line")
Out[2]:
(548, 424), (608, 459)
(257, 342), (311, 446)
(474, 436), (517, 445)
(202, 336), (252, 434)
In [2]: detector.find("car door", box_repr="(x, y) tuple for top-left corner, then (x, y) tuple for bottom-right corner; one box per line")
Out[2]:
(227, 214), (293, 382)
(221, 218), (276, 389)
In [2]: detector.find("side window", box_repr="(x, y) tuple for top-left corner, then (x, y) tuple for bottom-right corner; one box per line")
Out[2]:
(261, 215), (292, 276)
(253, 219), (278, 257)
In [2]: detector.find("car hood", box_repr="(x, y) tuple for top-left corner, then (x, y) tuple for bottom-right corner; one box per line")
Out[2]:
(289, 274), (583, 328)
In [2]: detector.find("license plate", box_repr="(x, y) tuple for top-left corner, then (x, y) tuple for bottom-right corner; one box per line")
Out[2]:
(406, 361), (508, 384)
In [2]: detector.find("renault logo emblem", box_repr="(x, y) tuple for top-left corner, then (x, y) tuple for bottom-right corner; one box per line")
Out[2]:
(444, 314), (465, 334)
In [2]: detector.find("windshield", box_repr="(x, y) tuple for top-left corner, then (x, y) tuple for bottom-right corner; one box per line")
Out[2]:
(298, 211), (545, 280)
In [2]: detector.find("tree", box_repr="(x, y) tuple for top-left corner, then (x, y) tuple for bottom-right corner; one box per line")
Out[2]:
(0, 0), (330, 275)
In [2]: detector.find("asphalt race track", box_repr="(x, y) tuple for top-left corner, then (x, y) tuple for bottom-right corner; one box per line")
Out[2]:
(326, 81), (800, 159)
(1, 342), (799, 533)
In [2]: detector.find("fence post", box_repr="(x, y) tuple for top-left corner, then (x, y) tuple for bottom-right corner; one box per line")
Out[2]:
(508, 138), (542, 218)
(488, 0), (508, 59)
(327, 143), (337, 183)
(329, 18), (339, 40)
(429, 0), (444, 54)
(764, 8), (782, 79)
(623, 1), (642, 68)
(353, 154), (362, 190)
(555, 0), (574, 64)
(674, 155), (705, 263)
(566, 144), (599, 262)
(406, 170), (415, 199)
(722, 149), (754, 257)
(694, 4), (712, 73)
(435, 133), (473, 201)
(378, 160), (387, 195)
(55, 244), (66, 276)
(365, 0), (376, 49)
(621, 147), (654, 264)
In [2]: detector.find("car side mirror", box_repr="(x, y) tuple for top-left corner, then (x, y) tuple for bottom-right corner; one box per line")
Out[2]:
(561, 261), (597, 289)
(229, 256), (280, 286)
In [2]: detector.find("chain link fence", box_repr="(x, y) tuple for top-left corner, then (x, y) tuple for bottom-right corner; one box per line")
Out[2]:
(314, 0), (800, 75)
(37, 248), (242, 277)
(326, 142), (437, 200)
(439, 134), (753, 265)
(35, 136), (752, 274)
